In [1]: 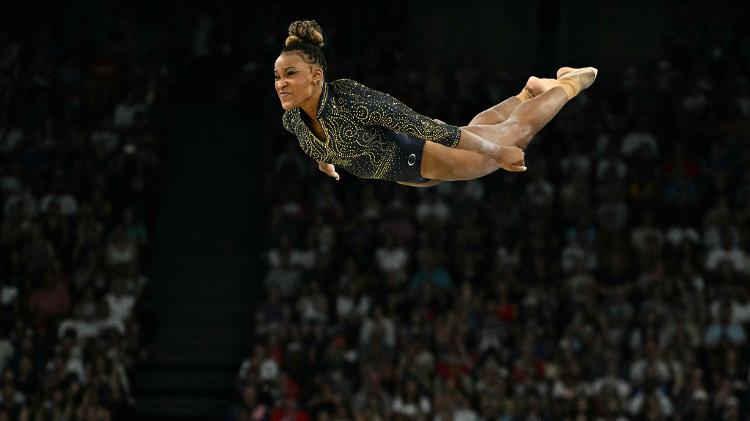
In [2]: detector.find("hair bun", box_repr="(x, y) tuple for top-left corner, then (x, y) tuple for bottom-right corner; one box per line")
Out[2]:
(285, 20), (324, 48)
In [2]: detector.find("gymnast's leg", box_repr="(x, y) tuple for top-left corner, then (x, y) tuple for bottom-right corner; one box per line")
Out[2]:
(418, 87), (567, 181)
(463, 68), (596, 150)
(468, 96), (522, 126)
(397, 78), (557, 187)
(467, 76), (558, 126)
(419, 67), (597, 182)
(412, 76), (562, 184)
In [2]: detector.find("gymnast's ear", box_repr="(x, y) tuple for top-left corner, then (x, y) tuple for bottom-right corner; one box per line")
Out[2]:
(311, 66), (324, 84)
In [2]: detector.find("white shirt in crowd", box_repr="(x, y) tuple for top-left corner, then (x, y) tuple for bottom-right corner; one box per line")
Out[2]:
(596, 158), (627, 180)
(359, 315), (396, 349)
(709, 300), (750, 324)
(705, 246), (749, 273)
(452, 407), (479, 421)
(259, 357), (279, 381)
(0, 390), (25, 406)
(113, 101), (146, 129)
(629, 358), (670, 385)
(40, 193), (79, 216)
(560, 243), (597, 273)
(375, 246), (409, 273)
(392, 396), (431, 417)
(336, 294), (371, 320)
(628, 389), (673, 418)
(1, 285), (17, 306)
(267, 248), (316, 270)
(106, 293), (136, 324)
(108, 241), (138, 265)
(416, 197), (451, 223)
(665, 226), (700, 246)
(297, 294), (327, 324)
(621, 130), (658, 158)
(65, 346), (86, 382)
(526, 179), (555, 206)
(590, 375), (632, 401)
(435, 408), (479, 421)
(58, 317), (125, 340)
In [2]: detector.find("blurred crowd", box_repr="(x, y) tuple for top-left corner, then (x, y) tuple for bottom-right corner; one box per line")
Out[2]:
(0, 7), (164, 420)
(228, 3), (750, 421)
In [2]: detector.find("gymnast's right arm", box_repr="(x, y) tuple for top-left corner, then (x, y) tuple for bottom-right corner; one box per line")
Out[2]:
(317, 160), (340, 180)
(282, 111), (340, 180)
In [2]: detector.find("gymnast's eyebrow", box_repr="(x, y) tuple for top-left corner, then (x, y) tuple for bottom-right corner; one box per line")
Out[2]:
(274, 66), (297, 73)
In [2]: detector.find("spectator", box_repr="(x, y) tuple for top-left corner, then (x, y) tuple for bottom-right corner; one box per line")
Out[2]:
(28, 269), (71, 319)
(374, 233), (409, 277)
(410, 248), (452, 291)
(263, 251), (302, 298)
(226, 384), (269, 421)
(704, 300), (747, 348)
(620, 116), (659, 160)
(113, 92), (146, 130)
(359, 307), (396, 354)
(105, 279), (136, 325)
(705, 228), (749, 274)
(391, 378), (431, 418)
(270, 397), (310, 421)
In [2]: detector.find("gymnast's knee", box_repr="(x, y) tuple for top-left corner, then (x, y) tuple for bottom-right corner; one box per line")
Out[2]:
(468, 110), (497, 126)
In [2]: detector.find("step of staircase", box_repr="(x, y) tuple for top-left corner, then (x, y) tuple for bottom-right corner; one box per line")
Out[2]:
(131, 104), (262, 420)
(129, 396), (231, 420)
(132, 361), (238, 397)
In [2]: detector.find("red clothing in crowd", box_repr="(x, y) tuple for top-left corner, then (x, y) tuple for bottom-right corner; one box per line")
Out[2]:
(270, 409), (310, 421)
(29, 280), (71, 318)
(496, 302), (517, 322)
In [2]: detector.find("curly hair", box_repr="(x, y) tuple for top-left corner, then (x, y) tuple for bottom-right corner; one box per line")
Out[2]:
(281, 20), (328, 76)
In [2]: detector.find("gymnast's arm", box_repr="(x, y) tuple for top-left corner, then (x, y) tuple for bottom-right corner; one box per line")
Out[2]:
(345, 80), (459, 146)
(317, 160), (340, 180)
(282, 112), (340, 181)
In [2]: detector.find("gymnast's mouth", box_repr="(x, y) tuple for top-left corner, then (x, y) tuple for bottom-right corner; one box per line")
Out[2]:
(279, 92), (292, 98)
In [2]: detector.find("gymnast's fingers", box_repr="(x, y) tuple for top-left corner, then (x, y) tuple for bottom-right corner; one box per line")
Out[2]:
(324, 164), (340, 180)
(504, 163), (528, 172)
(499, 158), (527, 172)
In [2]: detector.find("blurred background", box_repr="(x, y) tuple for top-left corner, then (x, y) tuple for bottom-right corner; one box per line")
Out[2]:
(1, 1), (748, 420)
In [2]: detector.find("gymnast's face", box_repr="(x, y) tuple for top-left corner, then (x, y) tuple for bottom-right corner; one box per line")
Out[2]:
(274, 52), (323, 111)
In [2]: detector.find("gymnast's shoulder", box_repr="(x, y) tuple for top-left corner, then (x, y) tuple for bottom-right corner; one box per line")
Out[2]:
(329, 78), (382, 101)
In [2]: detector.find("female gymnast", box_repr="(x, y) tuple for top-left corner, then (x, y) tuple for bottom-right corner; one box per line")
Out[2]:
(275, 20), (597, 187)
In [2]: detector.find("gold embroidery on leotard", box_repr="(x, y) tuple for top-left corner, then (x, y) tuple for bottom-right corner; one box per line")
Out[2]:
(281, 79), (460, 181)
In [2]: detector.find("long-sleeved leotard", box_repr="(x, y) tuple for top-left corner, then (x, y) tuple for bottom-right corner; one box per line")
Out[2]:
(282, 79), (460, 182)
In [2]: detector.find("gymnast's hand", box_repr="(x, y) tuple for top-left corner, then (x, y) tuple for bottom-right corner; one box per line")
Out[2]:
(318, 161), (340, 181)
(496, 145), (527, 172)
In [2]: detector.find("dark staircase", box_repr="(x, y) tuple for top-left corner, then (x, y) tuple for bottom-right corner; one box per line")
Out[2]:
(130, 104), (262, 420)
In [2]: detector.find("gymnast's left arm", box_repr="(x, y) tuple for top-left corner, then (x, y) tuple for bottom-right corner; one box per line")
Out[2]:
(346, 80), (460, 148)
